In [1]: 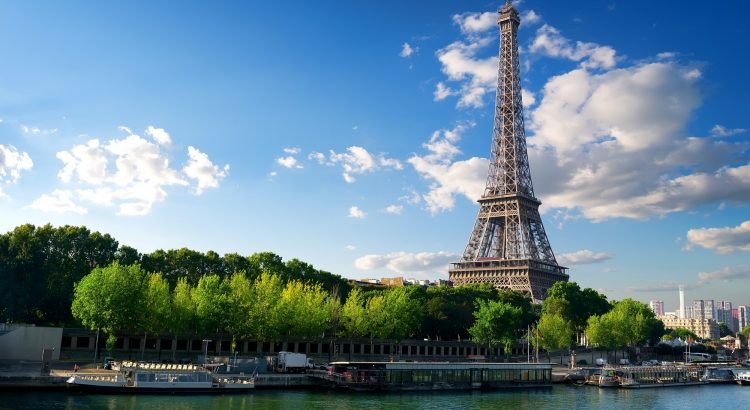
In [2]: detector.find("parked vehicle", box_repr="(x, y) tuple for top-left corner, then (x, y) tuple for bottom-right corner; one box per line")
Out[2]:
(275, 352), (314, 373)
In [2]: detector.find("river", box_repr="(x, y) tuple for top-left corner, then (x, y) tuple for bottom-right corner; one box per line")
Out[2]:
(2, 385), (748, 409)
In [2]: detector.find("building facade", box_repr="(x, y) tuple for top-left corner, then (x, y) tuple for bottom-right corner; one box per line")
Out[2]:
(649, 300), (665, 317)
(739, 305), (749, 332)
(716, 301), (734, 331)
(660, 316), (720, 340)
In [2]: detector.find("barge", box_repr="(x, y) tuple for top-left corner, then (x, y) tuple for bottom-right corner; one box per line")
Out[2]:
(313, 361), (552, 392)
(618, 365), (706, 388)
(66, 361), (255, 393)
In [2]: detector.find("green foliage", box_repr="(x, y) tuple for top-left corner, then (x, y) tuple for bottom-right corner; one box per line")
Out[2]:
(378, 287), (423, 342)
(171, 277), (197, 335)
(71, 262), (147, 337)
(543, 281), (610, 332)
(341, 287), (367, 338)
(469, 299), (522, 354)
(663, 327), (700, 342)
(586, 298), (663, 348)
(741, 324), (750, 339)
(717, 322), (732, 338)
(421, 284), (497, 340)
(536, 312), (573, 351)
(192, 275), (231, 335)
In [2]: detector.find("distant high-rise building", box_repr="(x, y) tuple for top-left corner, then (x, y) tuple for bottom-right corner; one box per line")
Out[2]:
(731, 308), (740, 333)
(679, 286), (685, 319)
(693, 299), (716, 321)
(649, 300), (665, 317)
(739, 306), (749, 332)
(716, 301), (734, 331)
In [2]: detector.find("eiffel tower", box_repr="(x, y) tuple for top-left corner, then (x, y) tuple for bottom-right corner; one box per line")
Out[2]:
(448, 1), (568, 301)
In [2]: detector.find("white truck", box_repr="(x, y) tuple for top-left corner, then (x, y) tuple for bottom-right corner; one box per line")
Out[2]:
(275, 351), (314, 373)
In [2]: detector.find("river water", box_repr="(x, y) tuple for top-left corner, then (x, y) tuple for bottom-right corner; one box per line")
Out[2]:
(3, 385), (748, 409)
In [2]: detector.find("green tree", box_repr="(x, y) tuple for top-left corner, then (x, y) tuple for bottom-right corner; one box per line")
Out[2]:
(544, 281), (610, 333)
(536, 312), (574, 357)
(170, 277), (197, 358)
(421, 284), (497, 340)
(379, 287), (423, 351)
(140, 273), (171, 359)
(71, 262), (147, 360)
(469, 299), (522, 358)
(249, 272), (284, 344)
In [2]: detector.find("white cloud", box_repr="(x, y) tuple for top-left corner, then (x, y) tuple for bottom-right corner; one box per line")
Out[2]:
(522, 61), (750, 221)
(37, 126), (227, 216)
(521, 88), (536, 106)
(710, 124), (746, 137)
(409, 123), (487, 214)
(276, 156), (303, 169)
(452, 11), (496, 35)
(520, 10), (542, 26)
(686, 221), (750, 254)
(283, 147), (301, 154)
(385, 204), (403, 215)
(657, 52), (677, 60)
(436, 38), (498, 108)
(326, 146), (402, 183)
(557, 249), (612, 266)
(21, 124), (58, 135)
(0, 144), (34, 198)
(530, 24), (617, 70)
(345, 245), (357, 251)
(308, 151), (327, 164)
(348, 206), (366, 219)
(434, 82), (456, 101)
(26, 189), (87, 214)
(354, 251), (457, 274)
(400, 42), (416, 58)
(145, 126), (172, 146)
(183, 146), (230, 195)
(626, 282), (695, 293)
(698, 266), (750, 283)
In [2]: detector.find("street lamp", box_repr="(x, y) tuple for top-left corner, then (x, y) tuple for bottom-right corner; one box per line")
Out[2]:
(202, 339), (212, 364)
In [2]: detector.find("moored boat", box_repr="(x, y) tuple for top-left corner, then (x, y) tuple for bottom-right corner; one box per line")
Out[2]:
(597, 368), (620, 388)
(618, 365), (706, 388)
(310, 361), (552, 392)
(701, 367), (735, 384)
(66, 361), (255, 393)
(736, 371), (750, 386)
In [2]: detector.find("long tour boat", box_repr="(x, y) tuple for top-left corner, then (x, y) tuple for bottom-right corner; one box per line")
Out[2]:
(66, 361), (255, 393)
(310, 361), (552, 392)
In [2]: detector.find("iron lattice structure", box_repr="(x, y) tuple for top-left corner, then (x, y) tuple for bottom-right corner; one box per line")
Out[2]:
(448, 2), (568, 301)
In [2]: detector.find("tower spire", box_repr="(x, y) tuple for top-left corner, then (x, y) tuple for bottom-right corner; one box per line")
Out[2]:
(448, 3), (568, 301)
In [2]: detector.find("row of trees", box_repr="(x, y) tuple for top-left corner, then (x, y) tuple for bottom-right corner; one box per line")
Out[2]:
(531, 282), (665, 355)
(0, 224), (349, 325)
(72, 262), (525, 355)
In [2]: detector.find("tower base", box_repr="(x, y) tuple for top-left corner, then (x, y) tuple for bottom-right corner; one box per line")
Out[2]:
(449, 259), (568, 302)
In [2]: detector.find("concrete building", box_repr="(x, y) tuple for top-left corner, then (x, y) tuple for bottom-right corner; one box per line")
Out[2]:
(660, 315), (720, 340)
(693, 299), (716, 321)
(739, 306), (749, 332)
(649, 300), (665, 317)
(716, 301), (734, 331)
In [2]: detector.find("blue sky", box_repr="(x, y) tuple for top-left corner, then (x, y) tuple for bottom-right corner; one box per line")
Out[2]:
(1, 1), (749, 311)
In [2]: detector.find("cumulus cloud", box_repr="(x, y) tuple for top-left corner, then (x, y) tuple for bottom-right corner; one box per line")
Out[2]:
(697, 266), (750, 283)
(26, 189), (87, 214)
(0, 144), (34, 198)
(276, 156), (302, 169)
(183, 146), (230, 195)
(348, 206), (367, 219)
(436, 38), (498, 108)
(686, 220), (750, 254)
(354, 251), (457, 274)
(557, 249), (612, 266)
(321, 146), (402, 183)
(710, 124), (746, 137)
(520, 10), (542, 26)
(530, 24), (617, 70)
(400, 42), (416, 58)
(283, 147), (301, 154)
(145, 126), (172, 146)
(524, 62), (750, 221)
(452, 11), (496, 35)
(37, 126), (227, 215)
(385, 204), (403, 215)
(409, 123), (487, 214)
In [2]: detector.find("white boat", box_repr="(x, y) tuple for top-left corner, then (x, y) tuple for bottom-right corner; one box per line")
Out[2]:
(66, 361), (255, 393)
(736, 372), (750, 386)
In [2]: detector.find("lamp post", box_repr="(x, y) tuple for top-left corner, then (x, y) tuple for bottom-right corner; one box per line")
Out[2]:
(202, 339), (212, 364)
